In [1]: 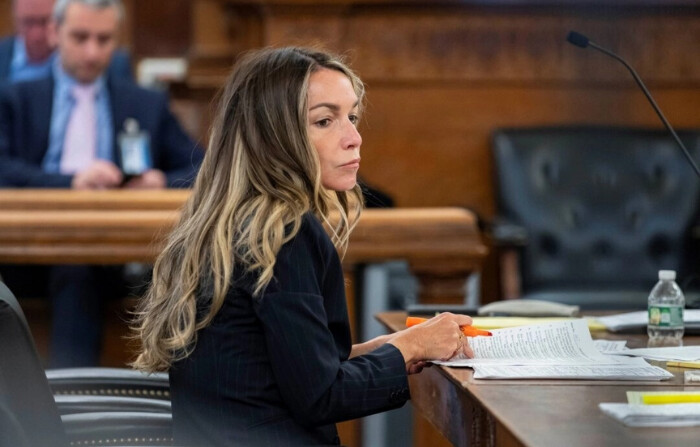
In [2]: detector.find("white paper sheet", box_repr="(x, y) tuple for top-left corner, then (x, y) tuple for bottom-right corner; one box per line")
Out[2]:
(474, 361), (672, 381)
(599, 403), (700, 427)
(609, 346), (700, 362)
(594, 310), (700, 332)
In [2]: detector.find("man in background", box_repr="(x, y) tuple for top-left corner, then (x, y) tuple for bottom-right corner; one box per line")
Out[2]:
(0, 0), (131, 83)
(0, 0), (203, 367)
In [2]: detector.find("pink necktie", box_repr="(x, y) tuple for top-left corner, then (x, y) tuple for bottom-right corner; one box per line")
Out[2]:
(60, 84), (97, 174)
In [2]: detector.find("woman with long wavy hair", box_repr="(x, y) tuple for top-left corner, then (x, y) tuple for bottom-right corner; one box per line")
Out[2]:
(131, 47), (473, 446)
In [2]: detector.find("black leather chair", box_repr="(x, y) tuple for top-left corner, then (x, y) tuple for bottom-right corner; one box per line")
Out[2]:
(48, 367), (169, 400)
(0, 280), (172, 446)
(491, 126), (700, 309)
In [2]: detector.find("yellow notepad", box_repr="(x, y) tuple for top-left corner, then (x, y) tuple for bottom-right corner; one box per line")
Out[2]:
(470, 316), (607, 332)
(627, 391), (700, 405)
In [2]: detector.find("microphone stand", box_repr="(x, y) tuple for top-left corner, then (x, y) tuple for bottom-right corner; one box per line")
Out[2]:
(567, 31), (700, 180)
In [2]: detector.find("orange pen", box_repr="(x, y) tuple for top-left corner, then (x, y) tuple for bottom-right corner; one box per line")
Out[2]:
(405, 316), (492, 337)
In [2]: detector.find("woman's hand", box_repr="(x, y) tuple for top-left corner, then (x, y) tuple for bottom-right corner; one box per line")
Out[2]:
(407, 360), (430, 375)
(387, 312), (475, 365)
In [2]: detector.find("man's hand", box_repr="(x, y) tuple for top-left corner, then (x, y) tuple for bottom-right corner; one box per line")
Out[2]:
(71, 160), (123, 189)
(123, 169), (167, 189)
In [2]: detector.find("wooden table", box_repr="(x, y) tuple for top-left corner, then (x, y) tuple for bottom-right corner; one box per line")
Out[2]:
(378, 311), (700, 447)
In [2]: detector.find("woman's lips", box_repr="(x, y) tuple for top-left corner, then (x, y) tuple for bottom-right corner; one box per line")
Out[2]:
(340, 158), (361, 168)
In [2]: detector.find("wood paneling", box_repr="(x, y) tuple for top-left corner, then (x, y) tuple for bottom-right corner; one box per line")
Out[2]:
(359, 13), (688, 80)
(0, 0), (11, 35)
(131, 0), (191, 57)
(360, 85), (700, 216)
(260, 8), (700, 85)
(184, 1), (700, 219)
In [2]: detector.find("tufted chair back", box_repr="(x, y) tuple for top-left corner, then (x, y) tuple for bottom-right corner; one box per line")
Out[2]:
(492, 126), (700, 309)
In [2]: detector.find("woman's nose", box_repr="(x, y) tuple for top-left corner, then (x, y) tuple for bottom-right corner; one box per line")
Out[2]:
(342, 120), (362, 150)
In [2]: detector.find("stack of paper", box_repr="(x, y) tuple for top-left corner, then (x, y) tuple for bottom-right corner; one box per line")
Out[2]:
(599, 403), (700, 427)
(436, 319), (672, 380)
(600, 391), (700, 427)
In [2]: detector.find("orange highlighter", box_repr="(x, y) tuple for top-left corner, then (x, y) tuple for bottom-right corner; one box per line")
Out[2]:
(405, 316), (492, 337)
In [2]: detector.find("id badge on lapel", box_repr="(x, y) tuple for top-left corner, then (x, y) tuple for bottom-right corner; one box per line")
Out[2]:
(118, 118), (152, 177)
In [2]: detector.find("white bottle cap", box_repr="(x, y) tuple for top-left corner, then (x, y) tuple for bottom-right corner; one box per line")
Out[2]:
(659, 270), (676, 280)
(124, 118), (140, 134)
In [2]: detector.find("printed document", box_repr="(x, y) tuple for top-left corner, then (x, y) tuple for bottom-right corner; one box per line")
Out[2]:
(593, 339), (628, 354)
(435, 319), (673, 380)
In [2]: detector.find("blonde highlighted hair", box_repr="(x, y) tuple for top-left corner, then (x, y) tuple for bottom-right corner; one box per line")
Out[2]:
(131, 48), (364, 372)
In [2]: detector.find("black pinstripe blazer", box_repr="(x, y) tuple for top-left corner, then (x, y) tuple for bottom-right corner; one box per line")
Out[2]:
(170, 213), (410, 446)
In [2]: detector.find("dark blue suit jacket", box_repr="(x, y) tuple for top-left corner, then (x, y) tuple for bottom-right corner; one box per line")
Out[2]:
(0, 74), (203, 188)
(0, 35), (133, 83)
(170, 214), (410, 446)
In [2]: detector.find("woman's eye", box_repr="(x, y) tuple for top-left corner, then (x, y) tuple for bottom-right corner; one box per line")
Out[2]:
(315, 118), (332, 128)
(349, 115), (359, 125)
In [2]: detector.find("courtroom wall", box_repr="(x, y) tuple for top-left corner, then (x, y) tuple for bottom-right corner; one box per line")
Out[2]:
(184, 0), (700, 304)
(2, 0), (700, 302)
(2, 0), (699, 218)
(188, 0), (700, 219)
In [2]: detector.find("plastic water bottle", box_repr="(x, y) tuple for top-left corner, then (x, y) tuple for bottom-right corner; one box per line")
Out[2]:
(647, 270), (684, 346)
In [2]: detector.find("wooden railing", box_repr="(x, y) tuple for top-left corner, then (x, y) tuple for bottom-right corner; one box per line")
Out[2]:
(0, 189), (487, 304)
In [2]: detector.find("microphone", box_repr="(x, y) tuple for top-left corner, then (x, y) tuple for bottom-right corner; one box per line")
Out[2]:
(566, 31), (700, 179)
